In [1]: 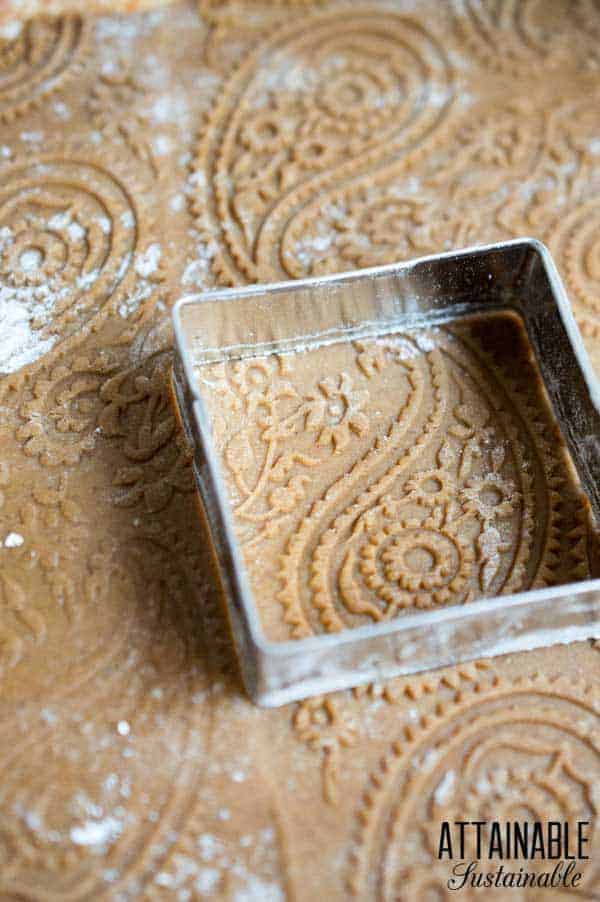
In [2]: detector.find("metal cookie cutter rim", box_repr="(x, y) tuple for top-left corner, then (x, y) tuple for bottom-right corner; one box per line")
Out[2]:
(172, 239), (600, 706)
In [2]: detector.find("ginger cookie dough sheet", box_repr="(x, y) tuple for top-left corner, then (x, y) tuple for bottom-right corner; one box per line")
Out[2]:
(0, 1), (598, 899)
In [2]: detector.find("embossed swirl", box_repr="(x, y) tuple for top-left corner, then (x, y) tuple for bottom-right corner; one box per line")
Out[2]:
(0, 158), (139, 376)
(0, 17), (88, 122)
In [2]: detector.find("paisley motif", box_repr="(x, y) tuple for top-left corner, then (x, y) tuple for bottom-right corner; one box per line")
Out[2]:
(453, 0), (600, 74)
(0, 16), (88, 122)
(0, 157), (163, 378)
(206, 315), (593, 640)
(193, 5), (454, 284)
(348, 677), (600, 900)
(281, 98), (546, 278)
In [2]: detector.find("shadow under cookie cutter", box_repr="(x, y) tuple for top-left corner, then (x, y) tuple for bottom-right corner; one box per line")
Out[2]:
(171, 239), (600, 706)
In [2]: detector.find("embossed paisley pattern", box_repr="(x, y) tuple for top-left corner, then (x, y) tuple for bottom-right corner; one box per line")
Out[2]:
(0, 2), (598, 899)
(205, 314), (594, 640)
(283, 97), (546, 277)
(453, 0), (600, 73)
(193, 5), (453, 283)
(497, 94), (600, 337)
(348, 677), (600, 899)
(0, 16), (88, 122)
(0, 158), (141, 375)
(549, 200), (600, 325)
(0, 155), (168, 384)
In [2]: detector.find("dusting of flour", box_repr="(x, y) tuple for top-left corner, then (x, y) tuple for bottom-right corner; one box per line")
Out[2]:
(0, 226), (60, 375)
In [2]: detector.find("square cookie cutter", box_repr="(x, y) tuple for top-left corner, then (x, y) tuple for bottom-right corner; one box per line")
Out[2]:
(172, 239), (600, 706)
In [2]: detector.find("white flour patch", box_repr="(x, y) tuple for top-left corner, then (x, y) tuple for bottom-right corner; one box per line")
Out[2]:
(181, 239), (218, 289)
(290, 229), (333, 271)
(0, 284), (59, 375)
(149, 93), (189, 127)
(198, 833), (222, 862)
(170, 193), (185, 212)
(19, 250), (42, 272)
(0, 20), (22, 40)
(20, 131), (44, 143)
(48, 211), (72, 230)
(70, 817), (122, 847)
(117, 281), (153, 319)
(4, 532), (24, 548)
(67, 221), (86, 243)
(153, 134), (172, 156)
(53, 101), (71, 121)
(233, 875), (284, 902)
(77, 269), (100, 291)
(135, 243), (161, 278)
(196, 867), (220, 893)
(433, 770), (455, 806)
(41, 707), (57, 724)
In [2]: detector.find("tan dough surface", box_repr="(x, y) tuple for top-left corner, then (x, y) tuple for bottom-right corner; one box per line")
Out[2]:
(0, 1), (598, 899)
